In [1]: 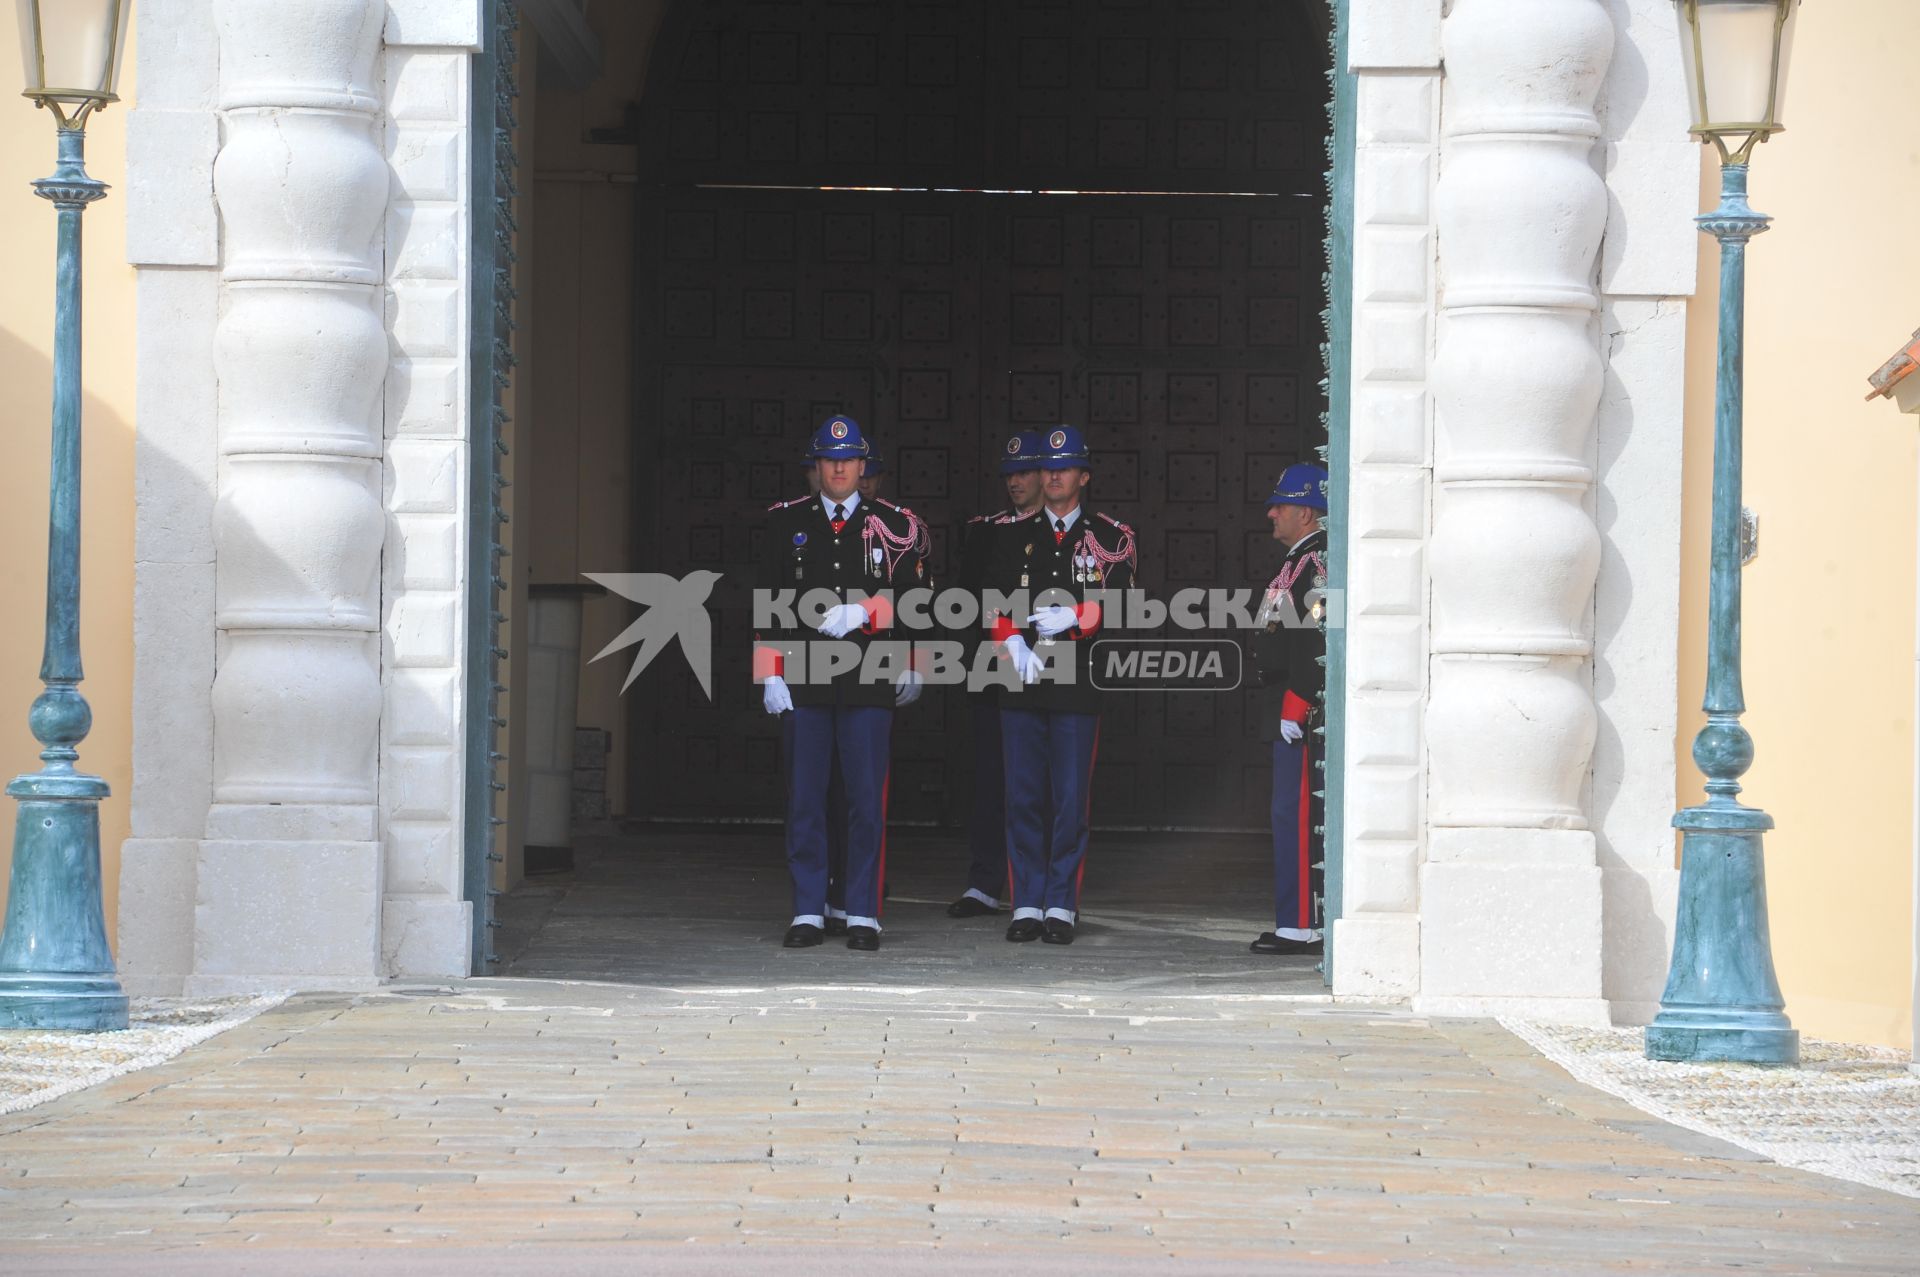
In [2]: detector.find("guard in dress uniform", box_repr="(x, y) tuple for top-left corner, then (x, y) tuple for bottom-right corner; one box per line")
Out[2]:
(799, 450), (852, 934)
(1248, 463), (1329, 956)
(757, 416), (930, 951)
(946, 431), (1047, 919)
(987, 426), (1138, 945)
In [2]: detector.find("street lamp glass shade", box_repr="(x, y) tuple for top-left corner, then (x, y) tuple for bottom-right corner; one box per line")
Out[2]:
(16, 0), (130, 110)
(1674, 0), (1800, 160)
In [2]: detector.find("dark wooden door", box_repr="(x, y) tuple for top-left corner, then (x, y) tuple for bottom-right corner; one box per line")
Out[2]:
(630, 0), (1328, 829)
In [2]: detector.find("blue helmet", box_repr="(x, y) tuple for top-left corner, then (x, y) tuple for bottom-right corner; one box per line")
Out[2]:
(1266, 463), (1329, 512)
(998, 431), (1046, 475)
(1036, 425), (1091, 471)
(806, 414), (871, 460)
(862, 451), (887, 477)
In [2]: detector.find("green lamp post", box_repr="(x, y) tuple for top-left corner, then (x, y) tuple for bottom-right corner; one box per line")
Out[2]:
(0, 0), (133, 1032)
(1646, 0), (1802, 1066)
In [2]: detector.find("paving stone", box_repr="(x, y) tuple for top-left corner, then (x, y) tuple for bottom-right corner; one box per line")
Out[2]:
(0, 834), (1916, 1268)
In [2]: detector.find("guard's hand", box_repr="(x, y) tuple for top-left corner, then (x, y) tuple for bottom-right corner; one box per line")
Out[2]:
(763, 675), (794, 715)
(1004, 634), (1043, 686)
(816, 602), (870, 638)
(1279, 719), (1304, 745)
(894, 669), (925, 708)
(1027, 605), (1078, 638)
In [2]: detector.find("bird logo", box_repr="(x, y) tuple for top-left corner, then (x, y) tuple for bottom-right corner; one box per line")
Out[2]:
(584, 570), (722, 698)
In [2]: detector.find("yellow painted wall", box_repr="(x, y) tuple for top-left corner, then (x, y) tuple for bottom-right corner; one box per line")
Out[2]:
(0, 31), (137, 940)
(1678, 2), (1917, 1050)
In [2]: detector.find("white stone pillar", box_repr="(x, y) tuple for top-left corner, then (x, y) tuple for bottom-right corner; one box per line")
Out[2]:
(379, 8), (486, 979)
(189, 0), (391, 992)
(1333, 1), (1444, 998)
(1417, 0), (1612, 1023)
(119, 0), (223, 996)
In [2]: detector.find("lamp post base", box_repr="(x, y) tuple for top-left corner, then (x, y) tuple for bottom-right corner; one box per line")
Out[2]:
(1645, 1017), (1800, 1065)
(1647, 813), (1798, 1066)
(0, 973), (128, 1031)
(0, 775), (129, 1032)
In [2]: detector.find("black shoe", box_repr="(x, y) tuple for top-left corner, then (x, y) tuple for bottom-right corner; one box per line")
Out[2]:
(824, 917), (849, 937)
(1250, 931), (1322, 956)
(783, 923), (824, 949)
(846, 926), (880, 952)
(1005, 918), (1043, 943)
(947, 894), (998, 919)
(1041, 918), (1076, 946)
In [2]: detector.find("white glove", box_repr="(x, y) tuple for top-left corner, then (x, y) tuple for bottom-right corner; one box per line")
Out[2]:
(894, 669), (924, 707)
(1279, 719), (1304, 745)
(816, 602), (870, 638)
(1004, 634), (1043, 686)
(763, 675), (794, 715)
(1027, 605), (1078, 638)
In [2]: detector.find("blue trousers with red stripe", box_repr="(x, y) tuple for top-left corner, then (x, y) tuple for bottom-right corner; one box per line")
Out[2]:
(1001, 707), (1099, 918)
(1271, 736), (1319, 931)
(963, 697), (1008, 900)
(783, 705), (890, 924)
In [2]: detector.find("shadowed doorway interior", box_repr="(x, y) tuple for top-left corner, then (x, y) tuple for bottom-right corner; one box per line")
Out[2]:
(520, 0), (1337, 973)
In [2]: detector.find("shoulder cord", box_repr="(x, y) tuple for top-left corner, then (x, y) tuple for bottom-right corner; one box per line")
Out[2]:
(1078, 523), (1136, 576)
(863, 510), (926, 578)
(1273, 550), (1325, 597)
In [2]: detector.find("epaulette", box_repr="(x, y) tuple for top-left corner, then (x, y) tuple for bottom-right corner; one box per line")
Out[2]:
(766, 496), (811, 511)
(875, 497), (923, 528)
(969, 508), (1014, 525)
(1096, 512), (1134, 535)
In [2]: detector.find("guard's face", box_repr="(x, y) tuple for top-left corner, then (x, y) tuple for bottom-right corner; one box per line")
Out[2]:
(858, 472), (881, 501)
(1004, 468), (1042, 511)
(1042, 466), (1089, 506)
(1269, 503), (1317, 541)
(818, 458), (860, 502)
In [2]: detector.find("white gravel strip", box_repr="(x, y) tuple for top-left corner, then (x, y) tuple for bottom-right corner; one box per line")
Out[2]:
(1504, 1018), (1920, 1199)
(0, 993), (287, 1117)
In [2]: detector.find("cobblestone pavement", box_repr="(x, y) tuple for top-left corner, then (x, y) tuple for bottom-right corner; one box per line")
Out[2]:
(1509, 1020), (1920, 1198)
(1, 980), (1917, 1273)
(2, 833), (1915, 1272)
(0, 996), (286, 1117)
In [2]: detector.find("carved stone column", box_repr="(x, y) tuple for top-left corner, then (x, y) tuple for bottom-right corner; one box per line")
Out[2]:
(1419, 0), (1612, 1022)
(190, 0), (389, 991)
